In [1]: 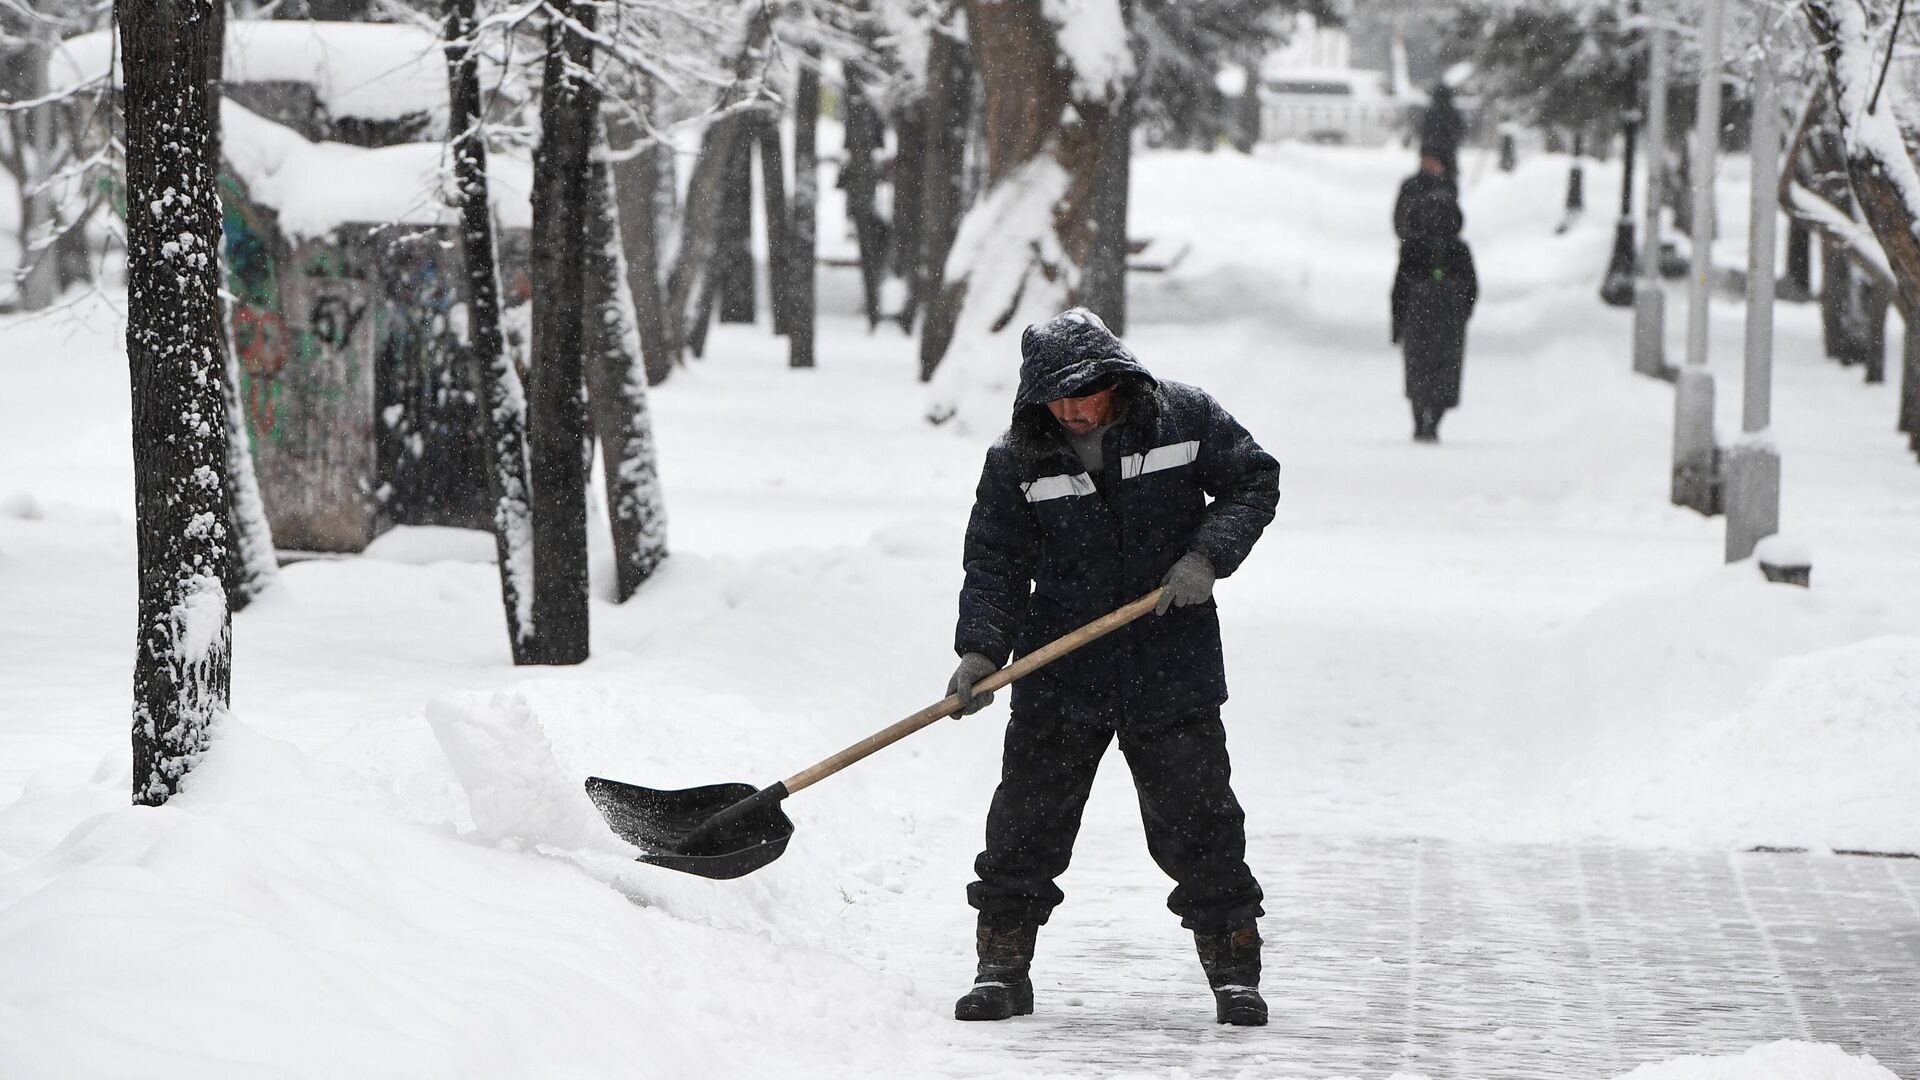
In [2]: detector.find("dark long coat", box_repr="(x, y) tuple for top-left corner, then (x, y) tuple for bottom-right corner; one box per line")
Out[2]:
(1393, 170), (1456, 242)
(955, 311), (1279, 731)
(1419, 84), (1465, 178)
(1391, 199), (1478, 410)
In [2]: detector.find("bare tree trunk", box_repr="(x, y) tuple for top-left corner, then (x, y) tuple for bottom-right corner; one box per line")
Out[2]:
(688, 247), (721, 358)
(17, 43), (58, 311)
(1782, 220), (1813, 301)
(525, 0), (598, 665)
(584, 126), (668, 601)
(1821, 235), (1854, 359)
(1669, 146), (1694, 237)
(716, 135), (757, 324)
(1906, 317), (1920, 451)
(610, 78), (675, 385)
(446, 0), (535, 662)
(888, 100), (928, 330)
(788, 46), (820, 370)
(1081, 87), (1132, 334)
(917, 25), (974, 380)
(663, 8), (770, 359)
(1805, 0), (1920, 447)
(120, 0), (234, 806)
(666, 118), (747, 354)
(843, 70), (889, 327)
(920, 0), (1131, 387)
(1861, 278), (1890, 384)
(753, 110), (791, 335)
(195, 0), (279, 612)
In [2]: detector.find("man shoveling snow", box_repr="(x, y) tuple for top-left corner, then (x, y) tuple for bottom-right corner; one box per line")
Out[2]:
(945, 308), (1281, 1026)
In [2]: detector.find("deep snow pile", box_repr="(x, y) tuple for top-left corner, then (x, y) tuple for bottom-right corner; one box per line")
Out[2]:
(1613, 1041), (1902, 1080)
(3, 139), (1919, 1077)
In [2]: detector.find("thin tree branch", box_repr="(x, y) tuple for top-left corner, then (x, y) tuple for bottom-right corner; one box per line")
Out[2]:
(1869, 0), (1906, 114)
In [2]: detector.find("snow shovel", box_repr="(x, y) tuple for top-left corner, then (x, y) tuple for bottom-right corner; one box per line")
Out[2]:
(585, 587), (1167, 880)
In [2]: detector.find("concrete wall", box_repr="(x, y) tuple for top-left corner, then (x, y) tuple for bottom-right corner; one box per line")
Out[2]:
(222, 180), (528, 552)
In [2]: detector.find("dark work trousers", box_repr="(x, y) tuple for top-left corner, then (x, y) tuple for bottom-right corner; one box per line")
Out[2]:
(967, 708), (1264, 933)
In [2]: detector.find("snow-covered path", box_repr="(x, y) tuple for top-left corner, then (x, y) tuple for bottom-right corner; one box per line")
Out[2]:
(4, 144), (1919, 1078)
(897, 833), (1920, 1078)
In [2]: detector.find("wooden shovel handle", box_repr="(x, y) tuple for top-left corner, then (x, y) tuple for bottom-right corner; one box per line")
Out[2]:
(780, 588), (1167, 795)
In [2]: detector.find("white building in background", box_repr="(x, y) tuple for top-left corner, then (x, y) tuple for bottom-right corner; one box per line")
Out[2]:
(1257, 15), (1411, 147)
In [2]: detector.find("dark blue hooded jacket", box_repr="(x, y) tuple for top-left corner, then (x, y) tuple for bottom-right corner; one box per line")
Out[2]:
(955, 309), (1280, 730)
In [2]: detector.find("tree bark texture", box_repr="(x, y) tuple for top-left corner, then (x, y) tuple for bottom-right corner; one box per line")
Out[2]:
(753, 110), (792, 335)
(1081, 86), (1132, 335)
(666, 117), (747, 355)
(917, 26), (975, 380)
(609, 80), (675, 385)
(789, 47), (821, 369)
(119, 0), (235, 806)
(584, 132), (669, 601)
(887, 99), (928, 331)
(969, 0), (1071, 184)
(199, 0), (279, 611)
(446, 0), (536, 662)
(716, 135), (757, 324)
(842, 71), (890, 328)
(1822, 236), (1857, 359)
(663, 8), (769, 360)
(1859, 279), (1890, 384)
(688, 241), (722, 358)
(919, 0), (1130, 379)
(1805, 0), (1920, 444)
(525, 0), (598, 664)
(1783, 220), (1813, 300)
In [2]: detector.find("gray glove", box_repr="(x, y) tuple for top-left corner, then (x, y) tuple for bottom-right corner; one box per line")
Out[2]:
(1156, 551), (1215, 615)
(947, 652), (1000, 715)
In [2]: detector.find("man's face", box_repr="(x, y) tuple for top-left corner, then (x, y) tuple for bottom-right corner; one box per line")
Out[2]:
(1421, 155), (1446, 176)
(1046, 387), (1116, 436)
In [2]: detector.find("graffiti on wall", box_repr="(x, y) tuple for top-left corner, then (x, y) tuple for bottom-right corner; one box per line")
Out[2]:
(218, 178), (527, 550)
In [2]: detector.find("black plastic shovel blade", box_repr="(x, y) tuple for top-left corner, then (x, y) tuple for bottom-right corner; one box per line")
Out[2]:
(585, 776), (794, 880)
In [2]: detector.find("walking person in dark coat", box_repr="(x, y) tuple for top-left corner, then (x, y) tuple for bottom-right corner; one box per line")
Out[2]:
(1395, 82), (1465, 240)
(1418, 82), (1465, 180)
(1391, 192), (1478, 442)
(1394, 154), (1455, 242)
(944, 307), (1280, 1027)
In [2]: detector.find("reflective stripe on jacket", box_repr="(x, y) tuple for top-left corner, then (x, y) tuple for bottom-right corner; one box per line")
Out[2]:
(956, 379), (1279, 729)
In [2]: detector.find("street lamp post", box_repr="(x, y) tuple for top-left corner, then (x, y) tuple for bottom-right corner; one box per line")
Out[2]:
(1726, 49), (1782, 561)
(1673, 0), (1723, 515)
(1601, 110), (1641, 306)
(1634, 20), (1674, 378)
(1602, 7), (1644, 309)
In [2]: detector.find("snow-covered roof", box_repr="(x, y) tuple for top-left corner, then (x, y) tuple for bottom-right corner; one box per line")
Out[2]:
(52, 21), (457, 124)
(222, 100), (531, 239)
(1258, 63), (1391, 99)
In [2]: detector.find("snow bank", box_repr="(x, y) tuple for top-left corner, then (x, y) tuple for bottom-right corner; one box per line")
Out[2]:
(1613, 1040), (1900, 1079)
(1548, 566), (1920, 850)
(426, 690), (627, 852)
(0, 716), (928, 1080)
(221, 100), (532, 239)
(363, 524), (499, 565)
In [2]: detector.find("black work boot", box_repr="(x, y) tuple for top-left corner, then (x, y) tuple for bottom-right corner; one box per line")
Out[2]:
(954, 922), (1037, 1021)
(1194, 923), (1268, 1026)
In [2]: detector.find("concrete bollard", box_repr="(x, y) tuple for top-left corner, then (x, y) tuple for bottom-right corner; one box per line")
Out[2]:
(1755, 534), (1812, 588)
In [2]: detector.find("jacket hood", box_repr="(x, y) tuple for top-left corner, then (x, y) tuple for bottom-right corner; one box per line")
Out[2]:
(1013, 308), (1157, 409)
